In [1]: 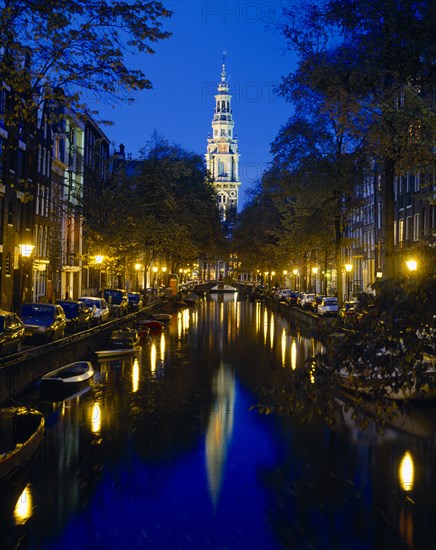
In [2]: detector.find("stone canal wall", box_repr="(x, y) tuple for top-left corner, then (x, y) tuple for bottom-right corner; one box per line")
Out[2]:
(0, 304), (164, 405)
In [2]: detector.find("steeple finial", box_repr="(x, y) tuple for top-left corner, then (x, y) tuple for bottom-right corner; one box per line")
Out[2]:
(221, 50), (227, 84)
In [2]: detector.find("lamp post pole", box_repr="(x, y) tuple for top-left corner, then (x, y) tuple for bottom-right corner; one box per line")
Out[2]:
(311, 267), (318, 293)
(345, 263), (353, 301)
(293, 269), (299, 291)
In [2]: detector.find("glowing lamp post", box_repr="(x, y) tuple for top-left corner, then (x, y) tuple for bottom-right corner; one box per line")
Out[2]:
(152, 266), (158, 289)
(19, 243), (35, 305)
(311, 267), (318, 293)
(344, 263), (353, 301)
(94, 255), (104, 292)
(292, 269), (299, 291)
(134, 263), (142, 291)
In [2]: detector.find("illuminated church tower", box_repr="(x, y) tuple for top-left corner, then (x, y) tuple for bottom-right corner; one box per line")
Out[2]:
(205, 57), (241, 226)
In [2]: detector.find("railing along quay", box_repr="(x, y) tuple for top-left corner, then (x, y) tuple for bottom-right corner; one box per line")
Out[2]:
(0, 302), (165, 405)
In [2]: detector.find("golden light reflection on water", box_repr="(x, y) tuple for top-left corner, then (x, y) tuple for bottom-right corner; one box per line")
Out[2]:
(89, 402), (102, 434)
(255, 301), (261, 334)
(291, 338), (297, 370)
(177, 311), (182, 339)
(150, 342), (157, 373)
(132, 358), (139, 393)
(269, 316), (274, 350)
(263, 309), (268, 346)
(160, 333), (166, 364)
(281, 328), (286, 368)
(14, 484), (32, 524)
(205, 363), (235, 508)
(399, 451), (414, 492)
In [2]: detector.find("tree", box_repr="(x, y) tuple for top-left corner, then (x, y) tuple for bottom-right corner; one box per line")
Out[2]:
(82, 133), (226, 282)
(278, 0), (436, 279)
(0, 0), (172, 149)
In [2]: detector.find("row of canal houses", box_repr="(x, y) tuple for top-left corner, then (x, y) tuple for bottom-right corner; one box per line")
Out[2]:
(0, 84), (125, 312)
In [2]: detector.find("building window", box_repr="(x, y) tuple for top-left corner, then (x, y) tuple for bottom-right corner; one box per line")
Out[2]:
(413, 213), (420, 241)
(405, 216), (411, 241)
(414, 173), (420, 192)
(398, 219), (404, 247)
(5, 252), (12, 276)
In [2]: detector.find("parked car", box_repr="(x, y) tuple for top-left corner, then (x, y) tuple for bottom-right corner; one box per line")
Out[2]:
(56, 300), (93, 332)
(21, 303), (66, 343)
(103, 288), (129, 317)
(317, 297), (339, 316)
(310, 295), (325, 312)
(287, 291), (299, 306)
(79, 297), (110, 325)
(128, 292), (143, 312)
(300, 293), (316, 310)
(0, 311), (25, 355)
(338, 300), (359, 324)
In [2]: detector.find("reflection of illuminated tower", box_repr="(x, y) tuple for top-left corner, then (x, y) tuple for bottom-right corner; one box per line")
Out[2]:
(205, 56), (241, 227)
(205, 363), (235, 508)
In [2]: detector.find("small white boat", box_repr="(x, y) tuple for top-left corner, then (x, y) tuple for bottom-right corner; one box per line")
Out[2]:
(40, 361), (94, 392)
(210, 284), (237, 293)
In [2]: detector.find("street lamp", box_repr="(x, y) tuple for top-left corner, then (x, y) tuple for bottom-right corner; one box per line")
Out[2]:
(152, 266), (158, 289)
(94, 255), (104, 292)
(292, 269), (299, 291)
(311, 267), (318, 293)
(344, 263), (353, 301)
(162, 266), (167, 288)
(134, 263), (142, 291)
(19, 243), (35, 305)
(406, 259), (417, 273)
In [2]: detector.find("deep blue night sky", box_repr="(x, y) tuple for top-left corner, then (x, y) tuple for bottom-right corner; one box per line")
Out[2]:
(93, 1), (295, 207)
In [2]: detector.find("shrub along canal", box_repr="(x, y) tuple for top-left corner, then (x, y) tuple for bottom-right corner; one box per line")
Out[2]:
(1, 294), (435, 549)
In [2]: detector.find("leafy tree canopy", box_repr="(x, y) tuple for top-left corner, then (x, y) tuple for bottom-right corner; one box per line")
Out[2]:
(0, 0), (172, 126)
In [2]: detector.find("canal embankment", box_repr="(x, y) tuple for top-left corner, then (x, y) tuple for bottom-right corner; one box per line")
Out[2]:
(0, 301), (168, 405)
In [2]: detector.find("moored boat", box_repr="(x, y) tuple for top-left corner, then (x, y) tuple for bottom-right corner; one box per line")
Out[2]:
(0, 407), (45, 480)
(108, 327), (141, 348)
(95, 327), (141, 358)
(138, 319), (164, 334)
(40, 361), (95, 394)
(151, 313), (172, 323)
(338, 363), (436, 401)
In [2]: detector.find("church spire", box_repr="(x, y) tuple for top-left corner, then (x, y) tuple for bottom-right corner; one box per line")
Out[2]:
(205, 55), (241, 228)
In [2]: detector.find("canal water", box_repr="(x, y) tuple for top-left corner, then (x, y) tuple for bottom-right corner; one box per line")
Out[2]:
(2, 295), (435, 549)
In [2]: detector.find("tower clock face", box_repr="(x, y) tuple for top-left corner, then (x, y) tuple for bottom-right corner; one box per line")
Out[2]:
(218, 144), (227, 153)
(229, 191), (236, 197)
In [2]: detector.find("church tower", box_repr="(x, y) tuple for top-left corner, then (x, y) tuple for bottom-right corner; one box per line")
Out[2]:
(205, 58), (241, 227)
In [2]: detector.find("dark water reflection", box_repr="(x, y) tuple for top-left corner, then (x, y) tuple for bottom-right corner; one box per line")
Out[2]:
(2, 296), (436, 549)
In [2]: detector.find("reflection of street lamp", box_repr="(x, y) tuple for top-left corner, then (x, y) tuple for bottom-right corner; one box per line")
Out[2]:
(344, 263), (353, 301)
(311, 267), (318, 293)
